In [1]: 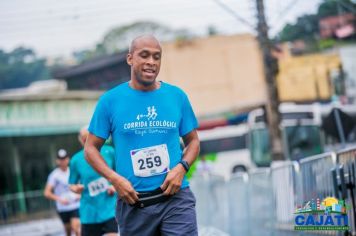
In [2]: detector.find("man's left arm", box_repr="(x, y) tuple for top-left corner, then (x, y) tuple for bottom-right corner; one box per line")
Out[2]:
(161, 130), (200, 195)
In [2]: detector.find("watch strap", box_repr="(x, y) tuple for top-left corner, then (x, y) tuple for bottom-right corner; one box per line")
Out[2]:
(179, 160), (190, 172)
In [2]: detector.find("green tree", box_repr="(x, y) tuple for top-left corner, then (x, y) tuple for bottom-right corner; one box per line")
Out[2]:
(277, 0), (356, 42)
(278, 14), (319, 42)
(73, 21), (194, 63)
(0, 47), (50, 90)
(318, 0), (355, 17)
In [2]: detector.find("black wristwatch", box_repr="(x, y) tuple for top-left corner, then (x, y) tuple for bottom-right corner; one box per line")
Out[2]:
(179, 160), (190, 172)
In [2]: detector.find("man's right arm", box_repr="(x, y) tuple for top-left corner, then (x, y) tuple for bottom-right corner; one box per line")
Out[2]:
(85, 133), (139, 204)
(43, 184), (69, 205)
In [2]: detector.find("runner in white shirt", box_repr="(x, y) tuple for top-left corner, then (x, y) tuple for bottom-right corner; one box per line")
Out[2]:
(44, 149), (80, 236)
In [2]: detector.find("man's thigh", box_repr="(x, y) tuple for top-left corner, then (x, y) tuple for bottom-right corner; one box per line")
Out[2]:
(160, 187), (198, 236)
(116, 198), (161, 236)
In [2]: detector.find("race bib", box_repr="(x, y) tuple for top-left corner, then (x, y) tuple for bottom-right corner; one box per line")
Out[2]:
(130, 144), (170, 177)
(88, 177), (109, 197)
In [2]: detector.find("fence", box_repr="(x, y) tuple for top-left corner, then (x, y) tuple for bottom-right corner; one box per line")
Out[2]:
(190, 146), (356, 236)
(0, 190), (55, 224)
(336, 147), (356, 234)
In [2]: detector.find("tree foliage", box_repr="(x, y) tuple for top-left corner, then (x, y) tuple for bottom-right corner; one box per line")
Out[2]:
(73, 21), (194, 63)
(0, 47), (50, 90)
(277, 0), (356, 42)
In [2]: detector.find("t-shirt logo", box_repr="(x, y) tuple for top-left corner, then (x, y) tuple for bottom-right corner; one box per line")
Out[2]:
(123, 105), (177, 135)
(136, 106), (158, 121)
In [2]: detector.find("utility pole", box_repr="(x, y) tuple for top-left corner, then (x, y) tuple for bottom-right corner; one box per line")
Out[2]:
(256, 0), (284, 161)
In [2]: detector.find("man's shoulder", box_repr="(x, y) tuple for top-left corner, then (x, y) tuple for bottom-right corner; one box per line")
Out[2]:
(48, 168), (61, 178)
(161, 81), (186, 96)
(71, 150), (85, 162)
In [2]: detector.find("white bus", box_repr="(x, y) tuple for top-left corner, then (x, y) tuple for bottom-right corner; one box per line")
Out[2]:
(195, 103), (355, 179)
(197, 124), (253, 178)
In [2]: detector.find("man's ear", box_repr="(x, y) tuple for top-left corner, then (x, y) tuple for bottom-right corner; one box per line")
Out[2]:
(127, 54), (132, 66)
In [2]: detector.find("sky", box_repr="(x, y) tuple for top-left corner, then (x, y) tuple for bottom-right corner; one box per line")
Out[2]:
(0, 0), (323, 58)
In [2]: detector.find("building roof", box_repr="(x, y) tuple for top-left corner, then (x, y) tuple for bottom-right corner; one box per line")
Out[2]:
(53, 51), (128, 79)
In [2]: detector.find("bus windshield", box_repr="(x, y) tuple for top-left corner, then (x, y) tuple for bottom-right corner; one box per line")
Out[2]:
(285, 125), (323, 160)
(249, 125), (323, 166)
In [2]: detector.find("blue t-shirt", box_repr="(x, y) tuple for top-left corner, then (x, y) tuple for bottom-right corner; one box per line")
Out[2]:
(69, 145), (116, 224)
(88, 81), (198, 192)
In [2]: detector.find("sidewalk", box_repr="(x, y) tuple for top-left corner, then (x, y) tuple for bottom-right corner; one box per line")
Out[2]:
(0, 217), (64, 236)
(0, 220), (224, 236)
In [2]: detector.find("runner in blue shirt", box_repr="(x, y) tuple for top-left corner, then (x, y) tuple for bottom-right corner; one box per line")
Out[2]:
(69, 127), (118, 236)
(85, 35), (200, 236)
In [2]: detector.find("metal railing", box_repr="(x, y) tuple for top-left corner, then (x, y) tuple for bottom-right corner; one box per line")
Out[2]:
(248, 168), (273, 236)
(0, 190), (55, 224)
(191, 146), (356, 236)
(336, 147), (356, 234)
(227, 173), (249, 235)
(190, 173), (229, 233)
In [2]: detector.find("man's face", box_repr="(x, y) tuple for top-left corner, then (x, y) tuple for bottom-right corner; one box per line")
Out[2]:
(56, 157), (69, 169)
(127, 38), (162, 86)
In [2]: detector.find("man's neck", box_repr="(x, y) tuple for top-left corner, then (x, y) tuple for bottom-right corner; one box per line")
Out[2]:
(59, 166), (67, 172)
(129, 80), (160, 91)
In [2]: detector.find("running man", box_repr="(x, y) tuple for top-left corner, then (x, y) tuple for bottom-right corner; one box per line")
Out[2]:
(69, 127), (118, 236)
(85, 35), (200, 236)
(44, 149), (80, 236)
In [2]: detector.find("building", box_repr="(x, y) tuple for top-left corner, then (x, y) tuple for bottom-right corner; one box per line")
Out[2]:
(52, 52), (130, 90)
(276, 53), (342, 102)
(0, 89), (102, 222)
(158, 34), (268, 117)
(319, 13), (355, 39)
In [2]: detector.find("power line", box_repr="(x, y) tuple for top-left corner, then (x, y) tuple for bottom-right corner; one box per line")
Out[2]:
(267, 0), (322, 36)
(0, 1), (218, 21)
(0, 3), (254, 36)
(270, 0), (301, 28)
(0, 14), (248, 40)
(0, 0), (194, 16)
(212, 0), (256, 31)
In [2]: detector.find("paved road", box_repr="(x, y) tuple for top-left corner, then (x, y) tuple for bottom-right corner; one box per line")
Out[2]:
(0, 218), (64, 236)
(1, 218), (327, 236)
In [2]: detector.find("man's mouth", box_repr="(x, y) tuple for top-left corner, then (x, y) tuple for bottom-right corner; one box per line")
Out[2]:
(143, 68), (156, 76)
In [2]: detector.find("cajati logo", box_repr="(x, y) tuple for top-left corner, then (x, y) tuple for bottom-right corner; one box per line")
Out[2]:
(294, 197), (350, 231)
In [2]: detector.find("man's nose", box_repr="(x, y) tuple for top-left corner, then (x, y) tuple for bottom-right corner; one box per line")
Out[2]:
(146, 56), (155, 65)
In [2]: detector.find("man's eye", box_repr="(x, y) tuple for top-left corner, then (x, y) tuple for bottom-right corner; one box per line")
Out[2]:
(154, 54), (161, 60)
(140, 52), (149, 58)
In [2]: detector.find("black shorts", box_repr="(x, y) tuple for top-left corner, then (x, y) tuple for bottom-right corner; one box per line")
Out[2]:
(81, 217), (118, 236)
(58, 209), (79, 224)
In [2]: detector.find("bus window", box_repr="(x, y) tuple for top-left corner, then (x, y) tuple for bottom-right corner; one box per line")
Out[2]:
(200, 135), (247, 155)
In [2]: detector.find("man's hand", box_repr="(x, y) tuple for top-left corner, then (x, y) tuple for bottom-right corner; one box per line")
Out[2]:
(111, 174), (139, 205)
(107, 185), (116, 196)
(58, 198), (70, 205)
(70, 184), (84, 194)
(160, 164), (186, 195)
